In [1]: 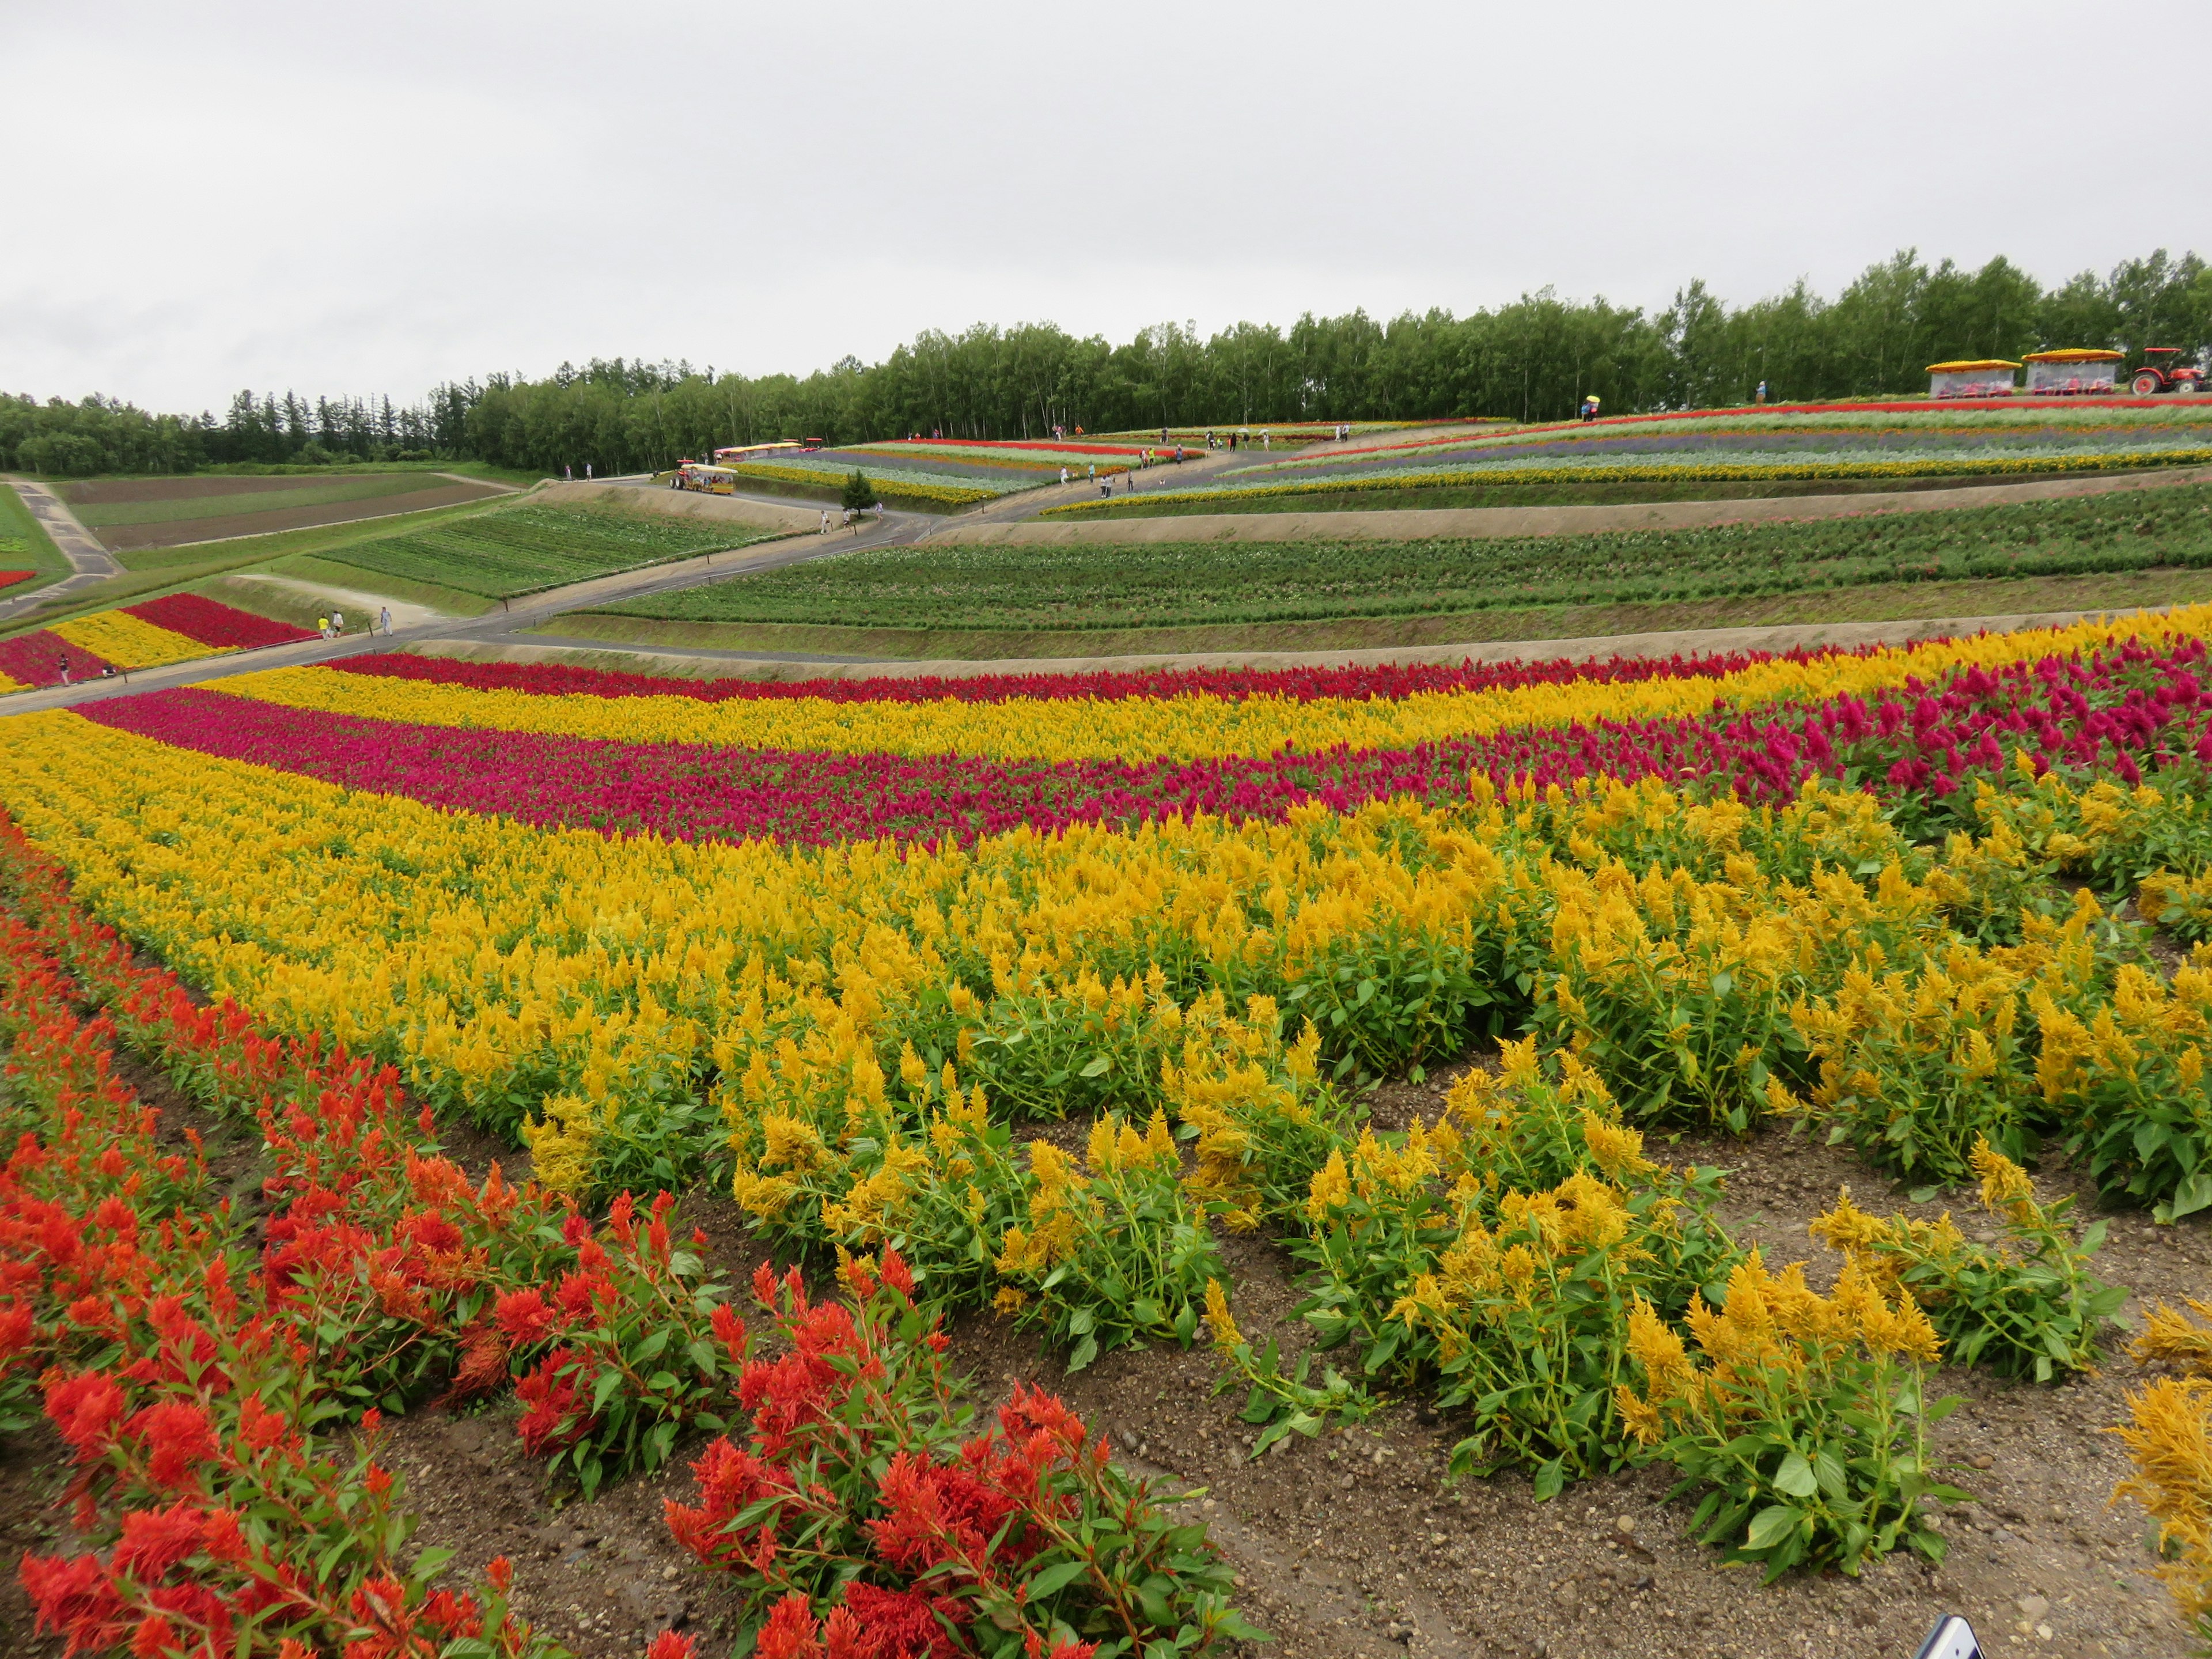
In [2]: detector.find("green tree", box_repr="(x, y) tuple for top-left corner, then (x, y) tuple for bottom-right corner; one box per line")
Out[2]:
(841, 469), (878, 514)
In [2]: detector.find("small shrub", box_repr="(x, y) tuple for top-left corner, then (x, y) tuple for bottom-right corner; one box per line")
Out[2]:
(1809, 1138), (2123, 1381)
(1617, 1253), (1966, 1580)
(665, 1250), (1259, 1658)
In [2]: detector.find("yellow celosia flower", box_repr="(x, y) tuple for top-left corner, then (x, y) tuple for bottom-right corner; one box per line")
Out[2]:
(2110, 1377), (2212, 1634)
(1203, 1279), (1244, 1352)
(2135, 1300), (2212, 1378)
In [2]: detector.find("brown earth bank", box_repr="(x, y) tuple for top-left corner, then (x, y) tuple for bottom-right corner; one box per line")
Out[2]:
(62, 475), (445, 505)
(89, 482), (508, 551)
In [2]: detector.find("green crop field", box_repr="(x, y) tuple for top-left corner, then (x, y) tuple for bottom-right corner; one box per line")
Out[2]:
(600, 479), (2212, 634)
(317, 502), (777, 599)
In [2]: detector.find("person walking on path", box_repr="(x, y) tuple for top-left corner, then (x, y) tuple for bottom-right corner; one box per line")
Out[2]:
(331, 609), (344, 637)
(380, 605), (393, 637)
(57, 654), (70, 687)
(317, 615), (331, 639)
(1060, 466), (1070, 486)
(820, 510), (831, 535)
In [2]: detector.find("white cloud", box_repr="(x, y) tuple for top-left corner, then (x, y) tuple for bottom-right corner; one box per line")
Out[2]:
(5, 0), (2206, 408)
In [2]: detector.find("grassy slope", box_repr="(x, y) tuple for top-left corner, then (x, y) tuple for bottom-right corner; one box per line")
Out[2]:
(308, 504), (770, 599)
(541, 567), (2212, 659)
(595, 480), (2212, 632)
(0, 483), (70, 597)
(255, 555), (499, 618)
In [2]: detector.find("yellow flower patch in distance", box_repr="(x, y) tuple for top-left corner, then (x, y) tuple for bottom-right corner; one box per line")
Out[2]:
(207, 604), (2212, 764)
(52, 609), (231, 670)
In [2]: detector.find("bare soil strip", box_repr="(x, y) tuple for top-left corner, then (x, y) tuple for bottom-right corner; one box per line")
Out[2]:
(90, 481), (510, 552)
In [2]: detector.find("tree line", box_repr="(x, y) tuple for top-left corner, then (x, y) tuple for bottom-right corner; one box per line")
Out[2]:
(5, 248), (2207, 478)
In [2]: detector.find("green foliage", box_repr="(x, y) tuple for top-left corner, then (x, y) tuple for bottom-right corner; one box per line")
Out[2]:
(1292, 1062), (1743, 1492)
(1619, 1259), (1967, 1581)
(840, 468), (879, 512)
(674, 1256), (1259, 1656)
(1204, 1281), (1380, 1456)
(602, 482), (2212, 630)
(1810, 1161), (2124, 1383)
(317, 502), (759, 598)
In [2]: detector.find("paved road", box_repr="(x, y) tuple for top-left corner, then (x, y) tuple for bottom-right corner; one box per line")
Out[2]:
(0, 507), (930, 715)
(0, 480), (123, 622)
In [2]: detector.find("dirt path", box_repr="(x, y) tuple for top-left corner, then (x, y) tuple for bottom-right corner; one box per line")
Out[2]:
(0, 480), (121, 621)
(926, 463), (2212, 547)
(217, 572), (454, 630)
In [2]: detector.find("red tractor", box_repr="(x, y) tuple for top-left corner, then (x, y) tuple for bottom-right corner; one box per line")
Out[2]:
(2130, 347), (2206, 396)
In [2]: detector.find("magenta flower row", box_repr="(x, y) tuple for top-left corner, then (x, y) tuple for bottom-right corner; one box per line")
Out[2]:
(329, 634), (1937, 710)
(81, 637), (2211, 847)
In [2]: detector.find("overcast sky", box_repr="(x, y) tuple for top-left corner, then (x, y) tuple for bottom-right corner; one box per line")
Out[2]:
(6, 0), (2208, 414)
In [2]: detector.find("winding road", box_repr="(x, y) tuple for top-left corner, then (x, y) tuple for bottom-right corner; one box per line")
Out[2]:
(0, 480), (123, 622)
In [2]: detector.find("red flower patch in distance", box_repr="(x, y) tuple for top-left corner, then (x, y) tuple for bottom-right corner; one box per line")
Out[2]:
(124, 593), (316, 651)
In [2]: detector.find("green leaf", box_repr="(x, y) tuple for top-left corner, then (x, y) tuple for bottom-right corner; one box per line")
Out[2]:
(1774, 1453), (1818, 1498)
(1069, 1335), (1099, 1372)
(592, 1368), (626, 1411)
(1744, 1505), (1804, 1551)
(1532, 1457), (1566, 1502)
(409, 1546), (457, 1582)
(1025, 1559), (1088, 1600)
(1080, 1054), (1112, 1078)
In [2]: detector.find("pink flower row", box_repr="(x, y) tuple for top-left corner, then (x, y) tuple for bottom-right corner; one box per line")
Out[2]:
(334, 633), (1930, 710)
(85, 635), (2212, 846)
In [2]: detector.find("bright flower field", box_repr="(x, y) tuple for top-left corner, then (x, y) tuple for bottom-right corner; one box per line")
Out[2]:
(1041, 403), (2212, 512)
(0, 594), (314, 691)
(6, 605), (2212, 1654)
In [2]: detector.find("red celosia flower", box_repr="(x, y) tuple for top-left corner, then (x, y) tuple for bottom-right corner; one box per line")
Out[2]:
(130, 1613), (177, 1658)
(495, 1286), (556, 1347)
(755, 1591), (822, 1659)
(234, 1393), (293, 1454)
(646, 1631), (699, 1659)
(484, 1556), (513, 1593)
(443, 1315), (512, 1403)
(839, 1582), (968, 1658)
(710, 1302), (748, 1366)
(515, 1349), (590, 1457)
(112, 1499), (211, 1582)
(880, 1249), (914, 1298)
(200, 1508), (248, 1563)
(870, 1450), (1027, 1575)
(128, 1400), (218, 1491)
(44, 1368), (128, 1456)
(22, 1549), (127, 1652)
(397, 1209), (464, 1255)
